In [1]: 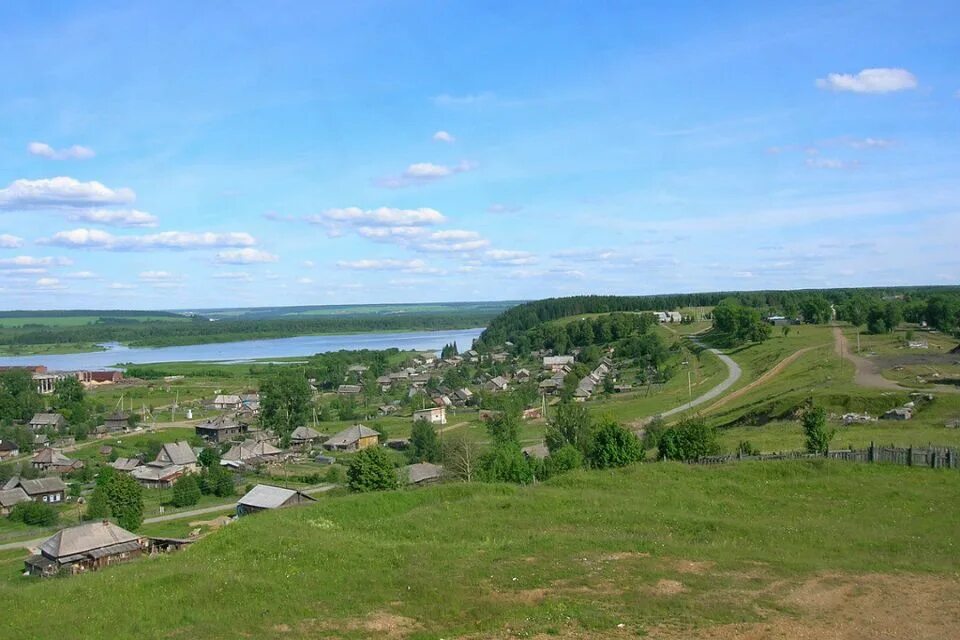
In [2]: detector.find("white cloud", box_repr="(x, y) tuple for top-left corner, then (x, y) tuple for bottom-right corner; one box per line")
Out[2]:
(43, 228), (257, 251)
(36, 277), (63, 289)
(302, 260), (315, 268)
(484, 249), (538, 266)
(806, 157), (859, 170)
(138, 270), (179, 282)
(215, 248), (278, 264)
(108, 282), (135, 290)
(68, 208), (159, 228)
(0, 177), (134, 210)
(432, 92), (495, 107)
(336, 258), (441, 274)
(65, 271), (97, 279)
(315, 206), (446, 226)
(487, 203), (523, 214)
(0, 256), (72, 268)
(432, 130), (456, 143)
(377, 160), (477, 189)
(816, 68), (918, 94)
(0, 234), (23, 248)
(212, 271), (252, 281)
(296, 277), (314, 285)
(27, 142), (95, 160)
(848, 137), (892, 149)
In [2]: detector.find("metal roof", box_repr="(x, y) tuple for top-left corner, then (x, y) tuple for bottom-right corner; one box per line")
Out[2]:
(40, 521), (140, 560)
(237, 484), (315, 509)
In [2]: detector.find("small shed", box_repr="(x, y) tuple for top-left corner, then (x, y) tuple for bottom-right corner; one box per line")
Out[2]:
(236, 484), (316, 516)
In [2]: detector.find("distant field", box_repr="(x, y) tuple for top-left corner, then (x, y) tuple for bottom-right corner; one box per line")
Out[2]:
(0, 314), (190, 328)
(189, 301), (521, 321)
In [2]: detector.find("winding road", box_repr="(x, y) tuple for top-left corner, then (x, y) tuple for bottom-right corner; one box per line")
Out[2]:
(660, 341), (742, 418)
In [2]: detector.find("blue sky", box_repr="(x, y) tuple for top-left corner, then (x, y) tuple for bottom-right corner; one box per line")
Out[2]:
(1, 1), (958, 310)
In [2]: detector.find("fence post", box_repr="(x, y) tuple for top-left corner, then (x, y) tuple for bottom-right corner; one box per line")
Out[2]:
(868, 441), (874, 463)
(948, 448), (954, 469)
(907, 446), (913, 467)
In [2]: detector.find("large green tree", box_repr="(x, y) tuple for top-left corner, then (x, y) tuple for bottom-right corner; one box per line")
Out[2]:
(587, 418), (643, 468)
(802, 406), (834, 455)
(0, 369), (42, 423)
(260, 367), (312, 443)
(347, 447), (398, 492)
(545, 401), (592, 454)
(657, 416), (720, 462)
(90, 473), (144, 531)
(409, 419), (442, 463)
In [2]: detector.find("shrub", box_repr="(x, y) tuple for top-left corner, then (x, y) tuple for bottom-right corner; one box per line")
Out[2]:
(802, 406), (834, 455)
(657, 416), (720, 462)
(544, 444), (584, 478)
(171, 475), (201, 507)
(586, 418), (643, 469)
(478, 443), (534, 484)
(737, 440), (760, 456)
(409, 419), (441, 463)
(9, 501), (58, 527)
(347, 447), (398, 492)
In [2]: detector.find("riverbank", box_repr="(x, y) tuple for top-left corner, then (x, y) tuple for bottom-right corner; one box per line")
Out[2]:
(0, 342), (107, 356)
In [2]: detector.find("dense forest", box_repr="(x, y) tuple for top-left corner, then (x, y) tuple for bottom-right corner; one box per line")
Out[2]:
(0, 311), (497, 349)
(478, 286), (960, 348)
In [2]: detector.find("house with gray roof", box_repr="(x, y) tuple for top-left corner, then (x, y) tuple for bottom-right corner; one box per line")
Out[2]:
(289, 426), (322, 448)
(25, 521), (144, 577)
(28, 413), (66, 432)
(110, 457), (142, 472)
(221, 440), (283, 468)
(236, 484), (316, 516)
(0, 487), (30, 515)
(154, 441), (198, 472)
(31, 447), (83, 473)
(3, 476), (67, 504)
(402, 462), (444, 485)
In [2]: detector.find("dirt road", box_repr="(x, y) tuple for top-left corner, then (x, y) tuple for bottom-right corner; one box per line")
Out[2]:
(703, 345), (822, 413)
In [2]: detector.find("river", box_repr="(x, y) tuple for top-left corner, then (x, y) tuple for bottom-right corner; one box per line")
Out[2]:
(0, 328), (484, 371)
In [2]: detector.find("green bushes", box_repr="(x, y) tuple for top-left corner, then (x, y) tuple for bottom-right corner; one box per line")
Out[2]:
(802, 406), (835, 455)
(657, 416), (720, 461)
(586, 418), (643, 468)
(9, 501), (58, 526)
(347, 447), (398, 492)
(171, 475), (201, 507)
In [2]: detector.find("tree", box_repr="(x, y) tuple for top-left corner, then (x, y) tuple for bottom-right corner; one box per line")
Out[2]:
(198, 447), (221, 468)
(85, 485), (111, 520)
(200, 464), (235, 497)
(54, 376), (85, 407)
(443, 434), (481, 482)
(347, 446), (398, 492)
(802, 406), (834, 455)
(545, 401), (593, 454)
(171, 474), (201, 507)
(102, 473), (144, 531)
(0, 369), (42, 423)
(9, 501), (58, 526)
(657, 416), (720, 461)
(486, 411), (521, 446)
(586, 418), (643, 468)
(260, 367), (312, 443)
(409, 419), (441, 463)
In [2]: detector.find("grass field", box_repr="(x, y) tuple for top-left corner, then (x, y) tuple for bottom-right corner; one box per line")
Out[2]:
(0, 314), (189, 328)
(1, 460), (957, 639)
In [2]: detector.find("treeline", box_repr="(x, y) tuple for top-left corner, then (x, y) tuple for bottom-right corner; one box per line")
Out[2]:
(0, 309), (186, 319)
(479, 287), (960, 346)
(0, 312), (497, 348)
(510, 312), (657, 355)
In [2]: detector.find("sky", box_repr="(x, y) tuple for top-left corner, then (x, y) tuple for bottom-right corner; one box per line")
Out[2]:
(1, 1), (959, 310)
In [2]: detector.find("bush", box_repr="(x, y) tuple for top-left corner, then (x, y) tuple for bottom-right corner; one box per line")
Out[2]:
(737, 440), (760, 456)
(347, 447), (398, 492)
(9, 501), (58, 527)
(543, 444), (584, 478)
(586, 418), (643, 469)
(409, 419), (441, 463)
(640, 416), (667, 450)
(657, 416), (720, 462)
(478, 443), (534, 484)
(171, 475), (201, 507)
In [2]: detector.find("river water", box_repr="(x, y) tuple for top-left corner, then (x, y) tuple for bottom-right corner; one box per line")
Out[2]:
(0, 327), (484, 371)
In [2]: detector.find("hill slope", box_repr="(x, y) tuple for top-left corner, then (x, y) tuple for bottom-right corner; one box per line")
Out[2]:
(3, 461), (959, 639)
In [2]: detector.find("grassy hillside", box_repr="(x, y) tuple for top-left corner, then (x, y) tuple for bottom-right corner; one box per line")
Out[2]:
(2, 460), (958, 639)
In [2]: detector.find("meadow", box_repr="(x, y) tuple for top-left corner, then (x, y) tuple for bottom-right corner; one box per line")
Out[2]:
(1, 460), (957, 639)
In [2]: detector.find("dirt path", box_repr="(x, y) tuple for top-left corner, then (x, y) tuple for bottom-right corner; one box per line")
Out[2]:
(437, 421), (470, 434)
(832, 326), (904, 391)
(702, 345), (822, 413)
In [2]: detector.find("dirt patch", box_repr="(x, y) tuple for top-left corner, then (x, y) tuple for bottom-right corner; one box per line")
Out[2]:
(601, 551), (651, 561)
(649, 572), (960, 640)
(650, 579), (686, 596)
(675, 560), (715, 574)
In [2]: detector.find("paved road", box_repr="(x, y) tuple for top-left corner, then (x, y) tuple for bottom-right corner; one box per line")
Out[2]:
(0, 483), (337, 552)
(660, 341), (742, 418)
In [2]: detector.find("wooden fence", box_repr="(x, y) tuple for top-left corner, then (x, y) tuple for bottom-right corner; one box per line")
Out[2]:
(695, 442), (958, 469)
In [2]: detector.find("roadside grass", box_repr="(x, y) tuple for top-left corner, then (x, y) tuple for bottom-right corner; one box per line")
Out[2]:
(1, 460), (958, 639)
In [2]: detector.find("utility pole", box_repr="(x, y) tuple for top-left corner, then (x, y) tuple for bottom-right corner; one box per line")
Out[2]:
(687, 370), (692, 403)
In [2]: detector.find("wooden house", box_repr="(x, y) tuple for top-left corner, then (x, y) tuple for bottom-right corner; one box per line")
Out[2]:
(25, 521), (144, 577)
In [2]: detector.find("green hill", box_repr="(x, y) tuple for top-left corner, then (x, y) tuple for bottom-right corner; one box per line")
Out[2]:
(3, 460), (958, 639)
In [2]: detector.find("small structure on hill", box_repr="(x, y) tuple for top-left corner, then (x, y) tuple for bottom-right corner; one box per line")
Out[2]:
(103, 411), (131, 433)
(0, 439), (21, 461)
(221, 440), (283, 468)
(413, 406), (447, 425)
(402, 462), (444, 485)
(289, 426), (322, 448)
(195, 415), (247, 443)
(236, 484), (316, 516)
(882, 406), (913, 421)
(24, 521), (144, 577)
(0, 487), (31, 515)
(212, 394), (243, 410)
